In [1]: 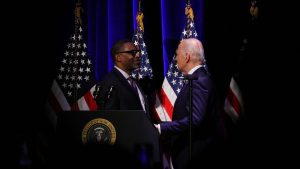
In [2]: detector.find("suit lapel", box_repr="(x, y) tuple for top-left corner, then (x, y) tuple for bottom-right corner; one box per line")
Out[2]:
(112, 68), (148, 114)
(113, 69), (131, 88)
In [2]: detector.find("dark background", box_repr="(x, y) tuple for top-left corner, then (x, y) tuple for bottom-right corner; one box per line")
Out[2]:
(7, 0), (296, 168)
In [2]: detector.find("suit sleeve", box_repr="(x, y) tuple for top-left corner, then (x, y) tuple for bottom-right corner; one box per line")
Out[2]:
(160, 78), (210, 135)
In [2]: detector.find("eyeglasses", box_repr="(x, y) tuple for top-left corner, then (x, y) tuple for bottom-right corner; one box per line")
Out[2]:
(117, 50), (141, 56)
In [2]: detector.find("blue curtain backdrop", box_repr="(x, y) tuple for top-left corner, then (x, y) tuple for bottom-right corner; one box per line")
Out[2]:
(61, 0), (204, 86)
(58, 0), (255, 105)
(54, 0), (258, 122)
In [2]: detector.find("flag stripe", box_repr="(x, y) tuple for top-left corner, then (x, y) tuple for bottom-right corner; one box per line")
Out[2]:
(224, 77), (244, 122)
(51, 80), (71, 111)
(72, 103), (80, 111)
(159, 89), (174, 119)
(227, 87), (241, 115)
(224, 97), (239, 121)
(77, 96), (89, 110)
(154, 94), (171, 121)
(162, 78), (177, 105)
(48, 90), (63, 113)
(84, 86), (98, 110)
(229, 77), (243, 107)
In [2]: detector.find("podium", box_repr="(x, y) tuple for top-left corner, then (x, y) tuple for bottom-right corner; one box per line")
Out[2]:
(54, 110), (161, 168)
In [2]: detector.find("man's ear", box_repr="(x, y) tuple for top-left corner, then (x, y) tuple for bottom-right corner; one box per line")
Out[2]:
(115, 54), (121, 62)
(185, 53), (190, 63)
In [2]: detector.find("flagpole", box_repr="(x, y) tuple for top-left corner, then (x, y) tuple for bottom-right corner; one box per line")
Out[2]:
(184, 74), (197, 168)
(180, 74), (198, 168)
(73, 1), (81, 106)
(186, 0), (193, 166)
(189, 78), (192, 167)
(138, 0), (141, 12)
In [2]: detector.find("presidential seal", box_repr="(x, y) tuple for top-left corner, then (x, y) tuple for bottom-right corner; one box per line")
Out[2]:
(82, 118), (116, 145)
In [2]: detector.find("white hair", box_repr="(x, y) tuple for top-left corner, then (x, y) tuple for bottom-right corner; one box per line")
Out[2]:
(183, 38), (205, 63)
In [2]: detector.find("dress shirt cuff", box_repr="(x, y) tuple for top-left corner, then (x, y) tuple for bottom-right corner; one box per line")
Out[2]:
(157, 124), (161, 135)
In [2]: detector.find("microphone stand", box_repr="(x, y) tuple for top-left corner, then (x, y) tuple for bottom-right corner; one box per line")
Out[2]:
(184, 74), (197, 167)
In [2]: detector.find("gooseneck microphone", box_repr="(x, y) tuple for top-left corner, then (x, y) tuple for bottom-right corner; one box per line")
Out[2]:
(93, 84), (114, 109)
(105, 85), (114, 101)
(93, 84), (102, 105)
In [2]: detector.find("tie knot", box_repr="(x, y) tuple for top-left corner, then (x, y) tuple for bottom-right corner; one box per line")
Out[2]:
(128, 77), (136, 86)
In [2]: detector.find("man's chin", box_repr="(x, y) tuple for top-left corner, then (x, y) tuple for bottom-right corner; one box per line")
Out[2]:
(131, 67), (140, 71)
(134, 64), (141, 69)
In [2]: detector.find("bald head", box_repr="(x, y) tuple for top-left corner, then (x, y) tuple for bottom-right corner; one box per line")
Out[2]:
(180, 38), (205, 63)
(176, 38), (205, 73)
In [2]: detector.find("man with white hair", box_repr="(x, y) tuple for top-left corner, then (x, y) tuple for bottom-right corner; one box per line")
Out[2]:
(155, 38), (220, 169)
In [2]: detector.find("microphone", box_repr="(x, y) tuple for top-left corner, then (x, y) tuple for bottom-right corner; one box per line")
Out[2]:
(105, 85), (114, 101)
(183, 74), (198, 80)
(93, 84), (103, 108)
(93, 84), (102, 101)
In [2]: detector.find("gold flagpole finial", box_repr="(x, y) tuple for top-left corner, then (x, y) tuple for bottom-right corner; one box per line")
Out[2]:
(136, 0), (144, 32)
(136, 11), (144, 32)
(250, 1), (259, 20)
(74, 1), (84, 25)
(185, 4), (194, 21)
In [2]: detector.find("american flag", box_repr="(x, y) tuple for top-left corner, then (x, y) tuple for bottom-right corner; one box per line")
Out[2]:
(131, 26), (153, 79)
(223, 25), (250, 123)
(224, 0), (258, 122)
(223, 76), (244, 122)
(47, 23), (97, 116)
(154, 6), (198, 122)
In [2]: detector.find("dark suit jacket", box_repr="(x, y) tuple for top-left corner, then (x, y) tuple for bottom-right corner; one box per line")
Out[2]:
(160, 67), (220, 169)
(95, 68), (163, 168)
(97, 68), (150, 116)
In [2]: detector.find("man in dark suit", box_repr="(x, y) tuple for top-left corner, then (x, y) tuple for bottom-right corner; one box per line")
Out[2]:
(155, 38), (221, 169)
(92, 39), (159, 168)
(95, 39), (150, 115)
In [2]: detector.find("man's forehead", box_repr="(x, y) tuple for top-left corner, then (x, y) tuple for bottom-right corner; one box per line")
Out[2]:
(124, 42), (136, 48)
(124, 42), (137, 49)
(178, 41), (185, 49)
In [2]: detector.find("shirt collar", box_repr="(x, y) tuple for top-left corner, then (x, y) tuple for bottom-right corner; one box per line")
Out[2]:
(188, 65), (203, 75)
(114, 66), (130, 79)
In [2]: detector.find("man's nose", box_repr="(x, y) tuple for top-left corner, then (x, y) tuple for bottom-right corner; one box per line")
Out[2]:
(135, 53), (141, 58)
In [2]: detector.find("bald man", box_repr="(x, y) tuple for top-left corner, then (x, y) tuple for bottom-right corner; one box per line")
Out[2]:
(156, 38), (220, 169)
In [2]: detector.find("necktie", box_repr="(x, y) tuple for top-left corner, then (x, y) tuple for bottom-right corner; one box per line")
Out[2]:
(128, 77), (139, 95)
(128, 77), (146, 112)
